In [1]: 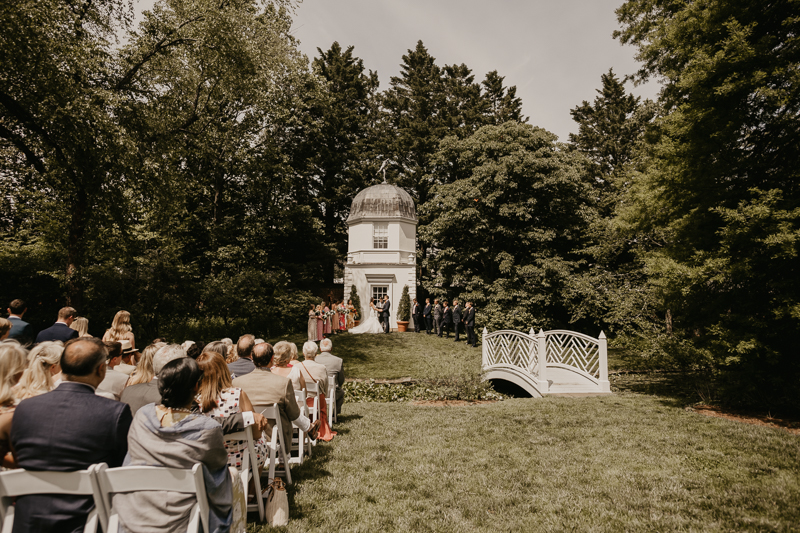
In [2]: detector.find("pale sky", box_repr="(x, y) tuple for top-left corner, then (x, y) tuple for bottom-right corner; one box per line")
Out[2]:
(133, 0), (660, 141)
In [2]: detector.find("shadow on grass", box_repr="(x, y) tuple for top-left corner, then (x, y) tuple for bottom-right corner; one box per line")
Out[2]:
(489, 379), (533, 398)
(611, 371), (710, 408)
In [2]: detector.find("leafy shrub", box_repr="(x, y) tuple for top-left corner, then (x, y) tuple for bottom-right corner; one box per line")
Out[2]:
(344, 373), (505, 403)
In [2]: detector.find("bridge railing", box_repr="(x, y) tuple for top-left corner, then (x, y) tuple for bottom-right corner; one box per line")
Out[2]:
(482, 327), (609, 394)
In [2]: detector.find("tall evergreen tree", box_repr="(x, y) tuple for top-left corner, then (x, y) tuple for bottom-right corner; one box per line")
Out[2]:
(481, 70), (526, 125)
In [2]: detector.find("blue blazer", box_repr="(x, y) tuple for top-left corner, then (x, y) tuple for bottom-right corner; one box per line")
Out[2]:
(7, 317), (34, 345)
(10, 382), (132, 533)
(34, 322), (78, 345)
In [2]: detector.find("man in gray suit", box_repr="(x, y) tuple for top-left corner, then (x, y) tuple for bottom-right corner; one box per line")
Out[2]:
(316, 337), (345, 416)
(227, 334), (256, 378)
(433, 299), (443, 336)
(382, 295), (391, 333)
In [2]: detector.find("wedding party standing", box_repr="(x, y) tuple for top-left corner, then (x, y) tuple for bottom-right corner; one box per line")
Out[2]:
(316, 305), (324, 341)
(323, 302), (333, 337)
(348, 298), (383, 334)
(465, 302), (477, 347)
(424, 298), (432, 334)
(412, 299), (421, 333)
(433, 299), (442, 336)
(346, 300), (356, 329)
(440, 301), (453, 338)
(452, 299), (463, 342)
(382, 295), (391, 334)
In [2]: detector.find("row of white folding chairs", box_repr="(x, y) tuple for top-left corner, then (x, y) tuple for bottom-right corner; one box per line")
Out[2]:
(0, 462), (208, 533)
(0, 404), (294, 533)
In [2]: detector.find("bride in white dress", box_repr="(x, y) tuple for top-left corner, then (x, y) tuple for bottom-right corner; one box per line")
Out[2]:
(348, 298), (384, 334)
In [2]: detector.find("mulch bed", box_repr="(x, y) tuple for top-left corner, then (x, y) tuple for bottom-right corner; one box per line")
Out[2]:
(690, 404), (800, 435)
(411, 400), (498, 407)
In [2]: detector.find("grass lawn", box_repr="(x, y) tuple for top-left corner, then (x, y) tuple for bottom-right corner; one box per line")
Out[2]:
(251, 333), (800, 532)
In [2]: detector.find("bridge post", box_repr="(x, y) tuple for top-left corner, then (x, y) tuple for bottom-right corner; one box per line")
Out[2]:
(598, 331), (610, 392)
(537, 329), (548, 393)
(481, 327), (488, 369)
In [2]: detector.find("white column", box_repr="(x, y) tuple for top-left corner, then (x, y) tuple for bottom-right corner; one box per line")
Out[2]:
(598, 331), (610, 392)
(537, 329), (548, 393)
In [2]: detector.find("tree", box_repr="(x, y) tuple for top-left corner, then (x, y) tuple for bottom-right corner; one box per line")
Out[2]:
(349, 284), (362, 321)
(481, 70), (526, 125)
(397, 285), (411, 322)
(421, 122), (593, 332)
(614, 0), (800, 410)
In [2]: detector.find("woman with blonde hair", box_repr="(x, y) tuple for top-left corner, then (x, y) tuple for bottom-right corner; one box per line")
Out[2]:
(0, 340), (29, 467)
(271, 341), (305, 391)
(126, 342), (163, 387)
(69, 317), (92, 337)
(0, 318), (11, 341)
(13, 341), (63, 400)
(102, 310), (135, 348)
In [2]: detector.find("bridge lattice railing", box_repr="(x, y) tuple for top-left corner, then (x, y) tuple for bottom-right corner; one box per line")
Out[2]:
(482, 328), (608, 388)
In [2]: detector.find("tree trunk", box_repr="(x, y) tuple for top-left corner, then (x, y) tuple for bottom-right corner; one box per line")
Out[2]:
(66, 188), (88, 311)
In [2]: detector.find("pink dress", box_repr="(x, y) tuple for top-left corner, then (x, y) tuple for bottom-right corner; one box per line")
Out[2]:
(206, 387), (267, 469)
(317, 312), (324, 341)
(338, 306), (346, 330)
(323, 307), (332, 334)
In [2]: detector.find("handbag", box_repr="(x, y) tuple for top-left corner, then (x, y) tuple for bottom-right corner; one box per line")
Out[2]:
(265, 477), (289, 527)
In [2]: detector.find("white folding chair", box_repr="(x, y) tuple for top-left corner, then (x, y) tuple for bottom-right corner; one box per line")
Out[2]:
(304, 382), (321, 424)
(93, 463), (209, 533)
(327, 371), (338, 426)
(225, 424), (265, 521)
(291, 388), (310, 462)
(252, 404), (292, 485)
(0, 468), (101, 533)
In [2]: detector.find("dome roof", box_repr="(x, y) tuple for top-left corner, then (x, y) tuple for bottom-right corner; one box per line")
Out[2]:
(347, 183), (417, 223)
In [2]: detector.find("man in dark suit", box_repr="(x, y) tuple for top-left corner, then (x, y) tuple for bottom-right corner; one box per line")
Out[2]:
(382, 295), (391, 333)
(423, 298), (433, 334)
(227, 334), (256, 378)
(412, 299), (421, 333)
(465, 302), (477, 347)
(10, 338), (133, 533)
(6, 299), (34, 346)
(34, 306), (79, 344)
(441, 301), (453, 338)
(452, 299), (463, 342)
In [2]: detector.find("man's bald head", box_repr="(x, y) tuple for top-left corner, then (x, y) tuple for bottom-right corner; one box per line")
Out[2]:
(61, 338), (107, 377)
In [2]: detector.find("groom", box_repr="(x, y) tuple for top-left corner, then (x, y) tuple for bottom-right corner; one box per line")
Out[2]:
(382, 295), (391, 334)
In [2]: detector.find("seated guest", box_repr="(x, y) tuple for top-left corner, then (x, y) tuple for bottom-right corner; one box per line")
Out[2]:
(114, 358), (246, 533)
(316, 338), (345, 416)
(125, 341), (162, 388)
(119, 343), (182, 414)
(182, 340), (203, 360)
(7, 299), (34, 345)
(298, 341), (336, 442)
(69, 317), (92, 338)
(13, 341), (63, 400)
(196, 351), (268, 469)
(121, 344), (267, 436)
(233, 343), (320, 450)
(113, 340), (139, 376)
(96, 341), (129, 400)
(11, 338), (132, 533)
(35, 306), (79, 344)
(101, 310), (136, 349)
(0, 340), (28, 468)
(0, 318), (11, 340)
(271, 341), (305, 391)
(227, 335), (255, 378)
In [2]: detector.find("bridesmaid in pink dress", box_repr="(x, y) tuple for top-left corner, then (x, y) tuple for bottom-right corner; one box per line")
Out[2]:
(316, 304), (324, 341)
(323, 303), (332, 335)
(338, 302), (346, 331)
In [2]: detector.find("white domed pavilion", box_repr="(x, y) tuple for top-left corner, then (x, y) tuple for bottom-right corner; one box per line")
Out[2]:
(344, 183), (418, 330)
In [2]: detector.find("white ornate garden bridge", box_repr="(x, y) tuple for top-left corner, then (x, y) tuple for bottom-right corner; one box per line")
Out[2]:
(481, 328), (611, 397)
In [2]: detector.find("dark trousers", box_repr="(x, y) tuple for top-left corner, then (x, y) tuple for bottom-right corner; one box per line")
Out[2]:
(425, 316), (432, 333)
(434, 318), (442, 336)
(384, 315), (390, 333)
(467, 325), (476, 346)
(414, 315), (422, 332)
(441, 322), (450, 338)
(454, 321), (461, 341)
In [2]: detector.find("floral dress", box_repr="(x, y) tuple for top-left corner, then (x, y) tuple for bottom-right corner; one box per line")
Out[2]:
(207, 387), (267, 469)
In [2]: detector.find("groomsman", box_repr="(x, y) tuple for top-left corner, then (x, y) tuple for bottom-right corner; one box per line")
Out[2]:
(423, 298), (433, 334)
(433, 299), (442, 336)
(382, 295), (391, 334)
(452, 299), (463, 342)
(440, 301), (453, 338)
(412, 299), (421, 333)
(465, 302), (477, 347)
